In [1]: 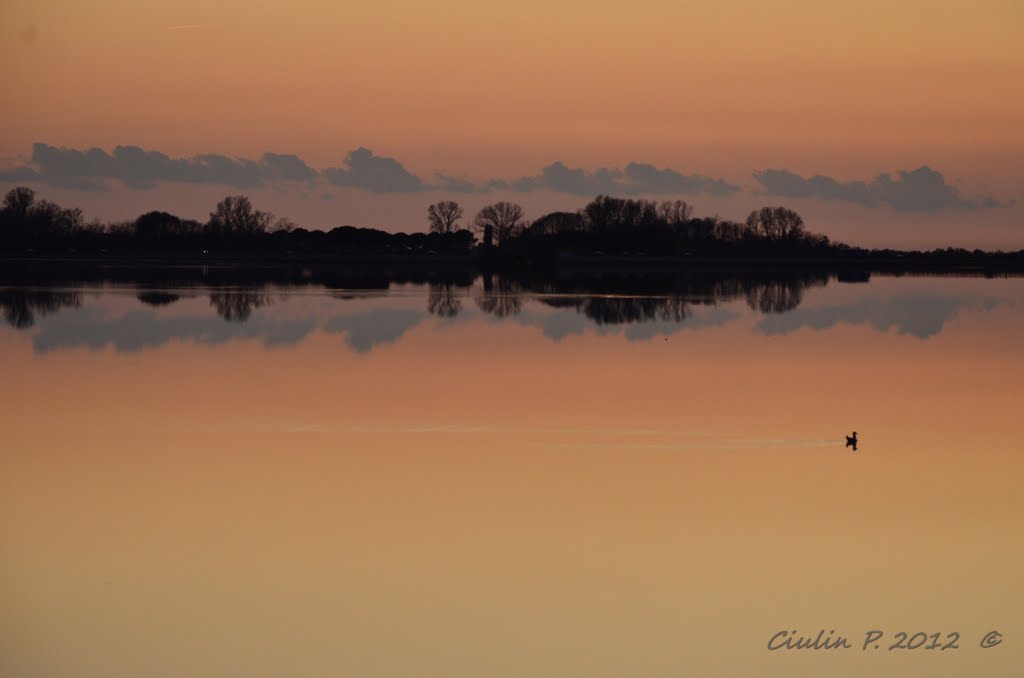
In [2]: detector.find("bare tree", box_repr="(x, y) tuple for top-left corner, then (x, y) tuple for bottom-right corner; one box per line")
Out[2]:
(2, 187), (35, 221)
(208, 195), (273, 236)
(26, 199), (80, 237)
(427, 201), (463, 234)
(657, 199), (693, 224)
(473, 202), (524, 246)
(745, 206), (805, 240)
(271, 217), (298, 233)
(582, 195), (660, 231)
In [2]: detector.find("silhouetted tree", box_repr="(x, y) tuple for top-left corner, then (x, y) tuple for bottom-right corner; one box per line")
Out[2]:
(745, 206), (805, 240)
(427, 201), (463, 234)
(657, 200), (693, 224)
(2, 187), (35, 223)
(272, 217), (298, 233)
(134, 211), (201, 240)
(474, 202), (524, 246)
(713, 219), (753, 242)
(583, 195), (659, 231)
(19, 199), (83, 239)
(527, 211), (584, 236)
(0, 183), (877, 265)
(0, 188), (96, 244)
(208, 196), (273, 236)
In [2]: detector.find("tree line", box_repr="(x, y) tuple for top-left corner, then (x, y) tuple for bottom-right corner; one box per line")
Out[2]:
(1, 185), (840, 259)
(427, 196), (827, 255)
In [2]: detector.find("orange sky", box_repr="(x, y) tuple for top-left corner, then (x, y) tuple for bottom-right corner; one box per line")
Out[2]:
(1, 0), (1023, 244)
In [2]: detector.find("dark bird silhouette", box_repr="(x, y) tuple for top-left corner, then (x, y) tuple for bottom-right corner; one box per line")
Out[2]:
(845, 432), (858, 451)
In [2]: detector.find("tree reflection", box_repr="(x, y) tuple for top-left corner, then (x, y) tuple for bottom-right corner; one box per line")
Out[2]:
(137, 291), (182, 307)
(474, 277), (523, 318)
(530, 273), (827, 324)
(744, 279), (809, 314)
(0, 271), (831, 338)
(208, 288), (273, 322)
(0, 288), (81, 328)
(427, 282), (462, 318)
(578, 296), (689, 325)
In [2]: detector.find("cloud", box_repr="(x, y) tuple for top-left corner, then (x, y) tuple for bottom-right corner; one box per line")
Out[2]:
(435, 173), (478, 193)
(754, 166), (1005, 211)
(506, 161), (738, 196)
(622, 162), (737, 196)
(3, 143), (1000, 211)
(511, 162), (623, 194)
(260, 152), (318, 182)
(2, 143), (314, 191)
(324, 147), (426, 193)
(1, 144), (738, 196)
(2, 144), (422, 194)
(0, 165), (41, 182)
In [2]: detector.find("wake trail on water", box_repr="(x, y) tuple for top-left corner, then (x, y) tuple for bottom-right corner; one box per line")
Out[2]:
(283, 422), (846, 450)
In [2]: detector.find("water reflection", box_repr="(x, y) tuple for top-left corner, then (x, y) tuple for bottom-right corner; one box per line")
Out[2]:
(208, 289), (274, 323)
(0, 287), (81, 328)
(744, 278), (808, 314)
(136, 290), (183, 307)
(3, 272), (1023, 678)
(475, 277), (524, 318)
(427, 282), (465, 318)
(0, 272), (1015, 354)
(324, 309), (423, 352)
(756, 295), (1001, 339)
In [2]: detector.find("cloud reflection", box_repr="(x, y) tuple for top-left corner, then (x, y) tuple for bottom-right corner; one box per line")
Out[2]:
(3, 279), (1011, 354)
(756, 295), (1000, 339)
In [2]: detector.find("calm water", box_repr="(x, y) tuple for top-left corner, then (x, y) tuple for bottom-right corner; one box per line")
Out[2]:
(2, 274), (1022, 677)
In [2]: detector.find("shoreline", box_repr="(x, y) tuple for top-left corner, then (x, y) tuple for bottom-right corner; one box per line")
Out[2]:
(3, 250), (1024, 279)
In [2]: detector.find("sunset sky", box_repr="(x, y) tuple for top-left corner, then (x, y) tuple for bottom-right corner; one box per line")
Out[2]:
(2, 0), (1023, 247)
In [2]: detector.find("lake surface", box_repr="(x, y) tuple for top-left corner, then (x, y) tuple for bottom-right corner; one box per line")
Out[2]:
(2, 273), (1022, 677)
